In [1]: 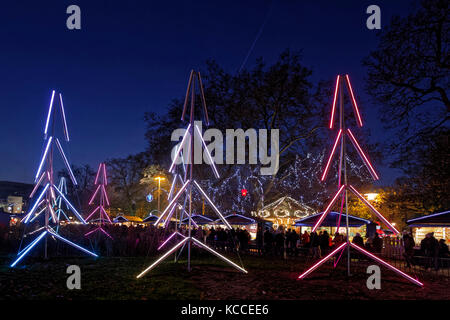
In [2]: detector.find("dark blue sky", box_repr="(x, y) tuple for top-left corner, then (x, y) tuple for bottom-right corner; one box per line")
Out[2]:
(0, 0), (411, 184)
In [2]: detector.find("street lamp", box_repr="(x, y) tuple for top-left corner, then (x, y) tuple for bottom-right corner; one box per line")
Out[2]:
(365, 193), (379, 201)
(154, 176), (166, 213)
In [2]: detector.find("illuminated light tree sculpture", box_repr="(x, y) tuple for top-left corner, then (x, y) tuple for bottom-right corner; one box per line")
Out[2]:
(10, 90), (98, 267)
(137, 71), (247, 278)
(84, 163), (113, 239)
(297, 75), (423, 286)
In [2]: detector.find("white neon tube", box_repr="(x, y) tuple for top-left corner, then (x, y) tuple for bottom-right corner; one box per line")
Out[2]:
(195, 125), (219, 178)
(193, 180), (231, 229)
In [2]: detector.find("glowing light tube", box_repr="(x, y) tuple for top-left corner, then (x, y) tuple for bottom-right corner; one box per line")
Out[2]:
(191, 237), (247, 273)
(193, 180), (232, 229)
(44, 90), (55, 137)
(298, 242), (347, 279)
(321, 129), (343, 181)
(85, 206), (100, 221)
(333, 244), (346, 268)
(30, 172), (46, 198)
(154, 180), (190, 226)
(55, 138), (78, 185)
(84, 228), (98, 237)
(345, 75), (363, 127)
(102, 163), (108, 185)
(101, 207), (112, 223)
(48, 229), (98, 257)
(53, 185), (87, 224)
(17, 227), (46, 256)
(163, 202), (178, 228)
(329, 75), (340, 129)
(89, 185), (101, 205)
(24, 183), (50, 223)
(48, 203), (58, 224)
(101, 185), (110, 206)
(10, 231), (48, 267)
(29, 205), (47, 222)
(35, 137), (53, 182)
(99, 227), (113, 239)
(312, 184), (346, 232)
(169, 124), (191, 173)
(137, 237), (189, 278)
(94, 163), (102, 184)
(350, 243), (423, 286)
(346, 129), (379, 180)
(59, 93), (70, 142)
(168, 174), (178, 200)
(347, 185), (399, 234)
(158, 232), (182, 250)
(195, 125), (220, 178)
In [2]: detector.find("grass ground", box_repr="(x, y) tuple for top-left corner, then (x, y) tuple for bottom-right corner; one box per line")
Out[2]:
(1, 252), (449, 300)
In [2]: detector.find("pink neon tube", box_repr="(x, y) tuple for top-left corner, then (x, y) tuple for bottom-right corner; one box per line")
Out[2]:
(102, 163), (108, 185)
(312, 184), (346, 232)
(85, 206), (100, 221)
(157, 232), (182, 250)
(346, 129), (379, 180)
(101, 185), (110, 206)
(298, 243), (347, 279)
(88, 185), (101, 205)
(350, 243), (423, 286)
(347, 185), (399, 234)
(345, 75), (363, 127)
(94, 163), (102, 185)
(336, 193), (345, 230)
(329, 75), (340, 129)
(101, 207), (112, 223)
(321, 129), (343, 181)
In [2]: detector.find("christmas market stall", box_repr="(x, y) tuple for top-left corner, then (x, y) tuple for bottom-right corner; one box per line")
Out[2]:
(142, 213), (159, 224)
(293, 211), (374, 239)
(251, 196), (315, 229)
(407, 211), (450, 245)
(113, 214), (144, 227)
(182, 214), (215, 227)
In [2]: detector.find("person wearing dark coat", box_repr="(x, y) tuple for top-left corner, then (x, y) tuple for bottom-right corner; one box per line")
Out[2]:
(352, 233), (365, 247)
(372, 233), (383, 254)
(263, 228), (273, 255)
(319, 230), (330, 255)
(402, 231), (415, 268)
(438, 239), (449, 257)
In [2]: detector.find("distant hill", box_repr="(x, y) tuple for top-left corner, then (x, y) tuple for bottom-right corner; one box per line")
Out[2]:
(0, 181), (35, 199)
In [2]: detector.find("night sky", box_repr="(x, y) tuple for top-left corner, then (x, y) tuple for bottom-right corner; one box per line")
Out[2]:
(0, 0), (411, 185)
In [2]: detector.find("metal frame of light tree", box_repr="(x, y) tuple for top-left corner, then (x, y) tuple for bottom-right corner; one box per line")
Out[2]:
(10, 90), (97, 267)
(51, 176), (70, 233)
(137, 71), (247, 278)
(297, 75), (423, 287)
(84, 163), (113, 239)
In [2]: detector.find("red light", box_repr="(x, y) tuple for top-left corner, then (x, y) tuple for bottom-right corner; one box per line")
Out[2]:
(241, 189), (248, 197)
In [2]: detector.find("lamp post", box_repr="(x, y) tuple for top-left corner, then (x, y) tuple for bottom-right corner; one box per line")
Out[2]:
(154, 176), (165, 213)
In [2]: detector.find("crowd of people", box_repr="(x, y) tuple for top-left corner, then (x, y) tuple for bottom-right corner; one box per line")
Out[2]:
(0, 223), (448, 269)
(255, 226), (385, 258)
